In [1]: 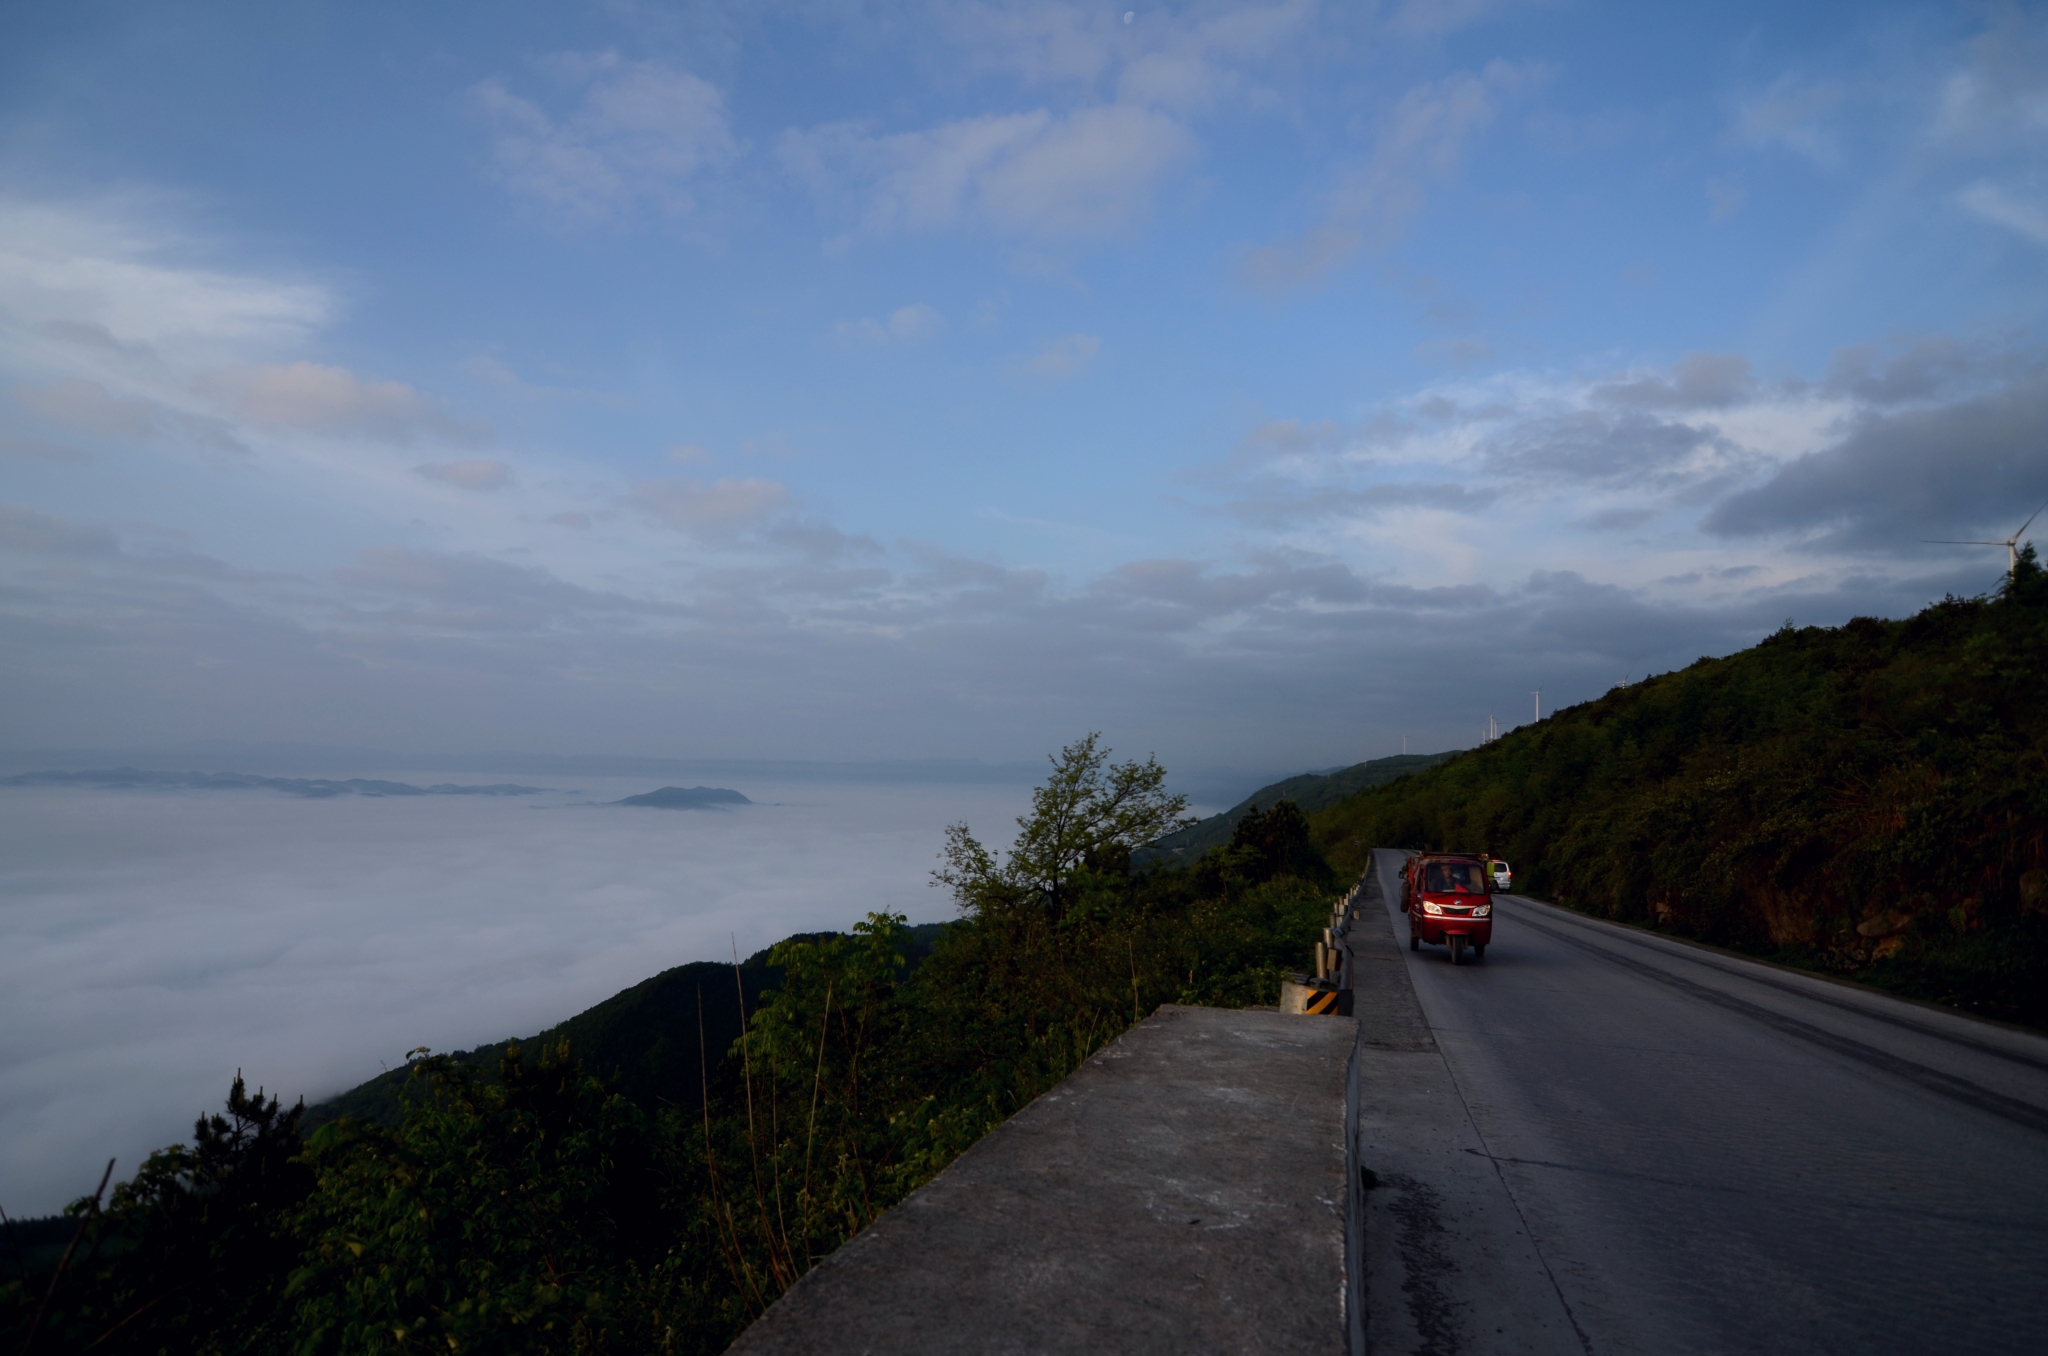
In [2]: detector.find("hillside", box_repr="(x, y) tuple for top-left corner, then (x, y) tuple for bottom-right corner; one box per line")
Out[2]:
(612, 785), (752, 808)
(1143, 751), (1458, 861)
(1311, 554), (2048, 1027)
(305, 922), (949, 1128)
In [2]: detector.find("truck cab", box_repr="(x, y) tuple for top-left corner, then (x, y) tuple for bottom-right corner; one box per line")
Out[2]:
(1403, 853), (1493, 965)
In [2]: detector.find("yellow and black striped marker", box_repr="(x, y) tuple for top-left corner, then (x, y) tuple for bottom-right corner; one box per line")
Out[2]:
(1303, 987), (1343, 1015)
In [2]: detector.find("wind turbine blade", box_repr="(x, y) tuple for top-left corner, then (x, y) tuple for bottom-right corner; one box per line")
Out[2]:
(2013, 495), (2048, 541)
(1921, 539), (2006, 546)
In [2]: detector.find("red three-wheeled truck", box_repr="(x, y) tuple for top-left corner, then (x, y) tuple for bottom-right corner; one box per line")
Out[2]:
(1402, 852), (1495, 965)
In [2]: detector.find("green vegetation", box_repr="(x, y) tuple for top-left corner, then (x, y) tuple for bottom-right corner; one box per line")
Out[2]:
(1313, 548), (2048, 1027)
(1143, 751), (1458, 861)
(4, 735), (1338, 1355)
(301, 929), (948, 1132)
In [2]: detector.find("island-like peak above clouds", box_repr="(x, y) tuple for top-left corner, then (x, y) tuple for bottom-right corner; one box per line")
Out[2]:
(611, 786), (752, 809)
(0, 769), (550, 798)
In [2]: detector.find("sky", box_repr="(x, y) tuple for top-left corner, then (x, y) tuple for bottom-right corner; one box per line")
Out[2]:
(2, 0), (2046, 775)
(0, 777), (1032, 1215)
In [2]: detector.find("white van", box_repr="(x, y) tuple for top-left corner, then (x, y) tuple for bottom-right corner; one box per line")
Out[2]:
(1490, 859), (1511, 891)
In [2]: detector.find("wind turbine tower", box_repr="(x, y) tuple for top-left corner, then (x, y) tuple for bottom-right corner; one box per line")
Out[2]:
(1924, 498), (2048, 581)
(1532, 689), (1542, 722)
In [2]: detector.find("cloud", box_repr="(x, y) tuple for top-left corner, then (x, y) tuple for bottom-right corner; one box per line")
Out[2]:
(1731, 73), (1846, 163)
(833, 304), (945, 347)
(941, 0), (1317, 113)
(1095, 556), (1369, 612)
(1822, 335), (2024, 405)
(1706, 177), (1746, 222)
(460, 354), (626, 407)
(14, 377), (153, 438)
(765, 517), (885, 561)
(416, 459), (512, 491)
(0, 432), (87, 462)
(1414, 337), (1494, 367)
(1235, 418), (1346, 462)
(1704, 366), (2048, 549)
(0, 778), (1030, 1215)
(1575, 506), (1661, 532)
(1225, 481), (1502, 528)
(1237, 61), (1543, 293)
(0, 501), (118, 555)
(0, 198), (331, 352)
(335, 546), (655, 631)
(1936, 8), (2048, 142)
(783, 104), (1199, 241)
(1387, 0), (1514, 40)
(1957, 180), (2048, 246)
(632, 477), (791, 529)
(470, 54), (737, 221)
(1593, 353), (1755, 410)
(1019, 332), (1101, 378)
(1486, 410), (1752, 490)
(205, 363), (489, 445)
(14, 378), (246, 453)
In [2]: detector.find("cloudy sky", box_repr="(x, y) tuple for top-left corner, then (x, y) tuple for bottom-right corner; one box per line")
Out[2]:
(3, 0), (2045, 773)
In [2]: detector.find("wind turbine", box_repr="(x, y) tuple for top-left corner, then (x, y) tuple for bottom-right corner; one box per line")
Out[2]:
(1923, 497), (2048, 581)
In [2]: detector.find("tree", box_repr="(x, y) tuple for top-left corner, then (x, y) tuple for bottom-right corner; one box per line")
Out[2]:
(933, 733), (1191, 921)
(2000, 542), (2045, 607)
(28, 1075), (313, 1355)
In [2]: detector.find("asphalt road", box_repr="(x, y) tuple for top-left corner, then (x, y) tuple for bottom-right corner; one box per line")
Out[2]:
(1354, 847), (2048, 1356)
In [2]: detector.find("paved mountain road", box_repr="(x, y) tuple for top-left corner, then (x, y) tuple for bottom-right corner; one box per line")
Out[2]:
(1352, 847), (2048, 1356)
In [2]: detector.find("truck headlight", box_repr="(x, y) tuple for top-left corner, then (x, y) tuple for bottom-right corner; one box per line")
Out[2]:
(1474, 906), (1491, 917)
(1422, 901), (1443, 915)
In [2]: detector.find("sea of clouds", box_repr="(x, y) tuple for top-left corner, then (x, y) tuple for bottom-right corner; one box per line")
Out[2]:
(0, 773), (1040, 1217)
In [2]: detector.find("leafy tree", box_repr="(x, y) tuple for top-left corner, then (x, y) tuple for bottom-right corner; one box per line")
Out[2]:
(12, 1075), (313, 1355)
(934, 732), (1191, 922)
(287, 1041), (707, 1355)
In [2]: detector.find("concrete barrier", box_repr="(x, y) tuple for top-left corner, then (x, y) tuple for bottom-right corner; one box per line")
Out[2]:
(724, 1004), (1360, 1355)
(1281, 973), (1352, 1016)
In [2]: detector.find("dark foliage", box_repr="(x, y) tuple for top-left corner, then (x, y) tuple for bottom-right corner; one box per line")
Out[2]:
(1142, 751), (1459, 860)
(1313, 547), (2048, 1026)
(8, 1075), (314, 1354)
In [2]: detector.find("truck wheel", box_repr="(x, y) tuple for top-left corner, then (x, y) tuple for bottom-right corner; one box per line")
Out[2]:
(1409, 934), (1419, 951)
(1450, 935), (1466, 966)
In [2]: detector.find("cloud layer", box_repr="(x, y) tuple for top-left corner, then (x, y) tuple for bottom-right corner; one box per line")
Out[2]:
(0, 778), (1031, 1216)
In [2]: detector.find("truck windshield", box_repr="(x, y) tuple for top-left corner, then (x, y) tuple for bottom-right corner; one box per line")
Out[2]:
(1424, 862), (1485, 893)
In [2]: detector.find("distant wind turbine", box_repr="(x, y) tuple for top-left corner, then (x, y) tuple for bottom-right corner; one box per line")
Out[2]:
(1532, 689), (1541, 722)
(1923, 497), (2048, 581)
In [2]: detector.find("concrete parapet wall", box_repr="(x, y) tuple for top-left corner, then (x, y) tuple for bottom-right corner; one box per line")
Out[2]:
(725, 1004), (1359, 1355)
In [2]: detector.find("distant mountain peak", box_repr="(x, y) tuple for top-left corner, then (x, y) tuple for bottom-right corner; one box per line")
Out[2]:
(612, 785), (752, 809)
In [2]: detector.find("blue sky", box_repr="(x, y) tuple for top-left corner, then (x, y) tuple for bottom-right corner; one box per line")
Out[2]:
(2, 0), (2045, 776)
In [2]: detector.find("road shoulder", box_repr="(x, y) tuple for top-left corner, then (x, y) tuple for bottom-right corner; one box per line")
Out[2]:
(1347, 853), (1591, 1356)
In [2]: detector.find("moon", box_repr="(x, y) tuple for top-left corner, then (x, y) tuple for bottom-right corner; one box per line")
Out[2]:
(1124, 11), (1134, 23)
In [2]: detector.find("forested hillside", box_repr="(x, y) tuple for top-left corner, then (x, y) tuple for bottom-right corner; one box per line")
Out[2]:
(1144, 751), (1458, 860)
(303, 925), (950, 1131)
(1314, 550), (2048, 1026)
(4, 738), (1339, 1355)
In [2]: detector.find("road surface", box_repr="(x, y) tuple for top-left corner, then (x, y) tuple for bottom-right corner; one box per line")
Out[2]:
(1350, 847), (2048, 1356)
